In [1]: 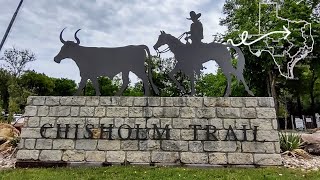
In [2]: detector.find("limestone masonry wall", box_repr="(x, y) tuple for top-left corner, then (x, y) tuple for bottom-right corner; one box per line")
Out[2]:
(17, 96), (282, 167)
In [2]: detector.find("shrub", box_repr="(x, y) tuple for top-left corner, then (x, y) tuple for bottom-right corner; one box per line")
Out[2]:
(279, 132), (303, 152)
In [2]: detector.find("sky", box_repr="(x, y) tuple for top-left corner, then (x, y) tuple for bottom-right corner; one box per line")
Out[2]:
(0, 0), (227, 83)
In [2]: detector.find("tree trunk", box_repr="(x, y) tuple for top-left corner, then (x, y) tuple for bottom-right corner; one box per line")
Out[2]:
(268, 70), (279, 116)
(310, 69), (317, 127)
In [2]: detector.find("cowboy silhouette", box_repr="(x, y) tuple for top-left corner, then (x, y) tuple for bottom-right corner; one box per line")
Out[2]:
(185, 11), (203, 46)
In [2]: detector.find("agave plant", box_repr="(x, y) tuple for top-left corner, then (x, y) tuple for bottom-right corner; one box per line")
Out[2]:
(279, 132), (311, 159)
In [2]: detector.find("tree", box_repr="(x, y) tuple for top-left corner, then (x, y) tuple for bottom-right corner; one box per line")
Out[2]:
(1, 47), (36, 77)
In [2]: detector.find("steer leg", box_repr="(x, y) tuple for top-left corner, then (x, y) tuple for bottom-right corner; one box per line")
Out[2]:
(91, 77), (101, 96)
(74, 77), (88, 96)
(116, 72), (129, 96)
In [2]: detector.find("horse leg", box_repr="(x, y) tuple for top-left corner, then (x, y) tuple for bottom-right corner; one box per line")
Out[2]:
(237, 73), (254, 96)
(221, 68), (232, 97)
(168, 68), (186, 93)
(190, 74), (196, 96)
(74, 77), (88, 96)
(116, 72), (129, 96)
(91, 77), (101, 96)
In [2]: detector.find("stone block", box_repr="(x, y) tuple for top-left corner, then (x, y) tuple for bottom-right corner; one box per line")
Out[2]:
(258, 98), (275, 107)
(148, 97), (160, 106)
(180, 107), (196, 118)
(160, 118), (172, 128)
(129, 107), (143, 117)
(86, 118), (100, 125)
(163, 107), (180, 118)
(241, 108), (256, 119)
(71, 107), (80, 117)
(161, 97), (174, 106)
(121, 140), (139, 150)
(39, 150), (62, 161)
(97, 140), (120, 150)
(80, 107), (95, 117)
(186, 97), (203, 107)
(208, 118), (223, 129)
(27, 117), (40, 127)
(17, 150), (39, 160)
(217, 108), (240, 119)
(62, 150), (85, 161)
(100, 97), (120, 106)
(203, 97), (216, 107)
(242, 142), (275, 153)
(86, 96), (100, 106)
(53, 139), (75, 149)
(143, 107), (153, 117)
(75, 140), (97, 150)
(119, 97), (134, 106)
(24, 106), (37, 117)
(24, 139), (36, 149)
(161, 140), (188, 151)
(254, 154), (282, 166)
(139, 140), (160, 150)
(106, 151), (125, 163)
(45, 96), (60, 106)
(256, 108), (276, 118)
(250, 119), (273, 130)
(107, 107), (128, 117)
(127, 151), (151, 163)
(181, 152), (208, 164)
(173, 97), (187, 106)
(216, 97), (231, 107)
(38, 106), (49, 117)
(20, 128), (41, 138)
(208, 153), (227, 165)
(136, 118), (147, 127)
(57, 117), (85, 125)
(86, 151), (106, 162)
(172, 118), (191, 129)
(228, 153), (253, 164)
(235, 119), (250, 129)
(39, 117), (56, 126)
(204, 141), (238, 152)
(256, 130), (279, 142)
(196, 108), (216, 118)
(100, 118), (114, 125)
(133, 97), (147, 106)
(153, 107), (163, 117)
(49, 106), (70, 117)
(36, 139), (53, 149)
(94, 107), (106, 117)
(146, 118), (160, 128)
(151, 152), (179, 163)
(244, 98), (258, 107)
(274, 142), (281, 153)
(272, 119), (278, 129)
(223, 119), (235, 129)
(230, 98), (244, 107)
(60, 97), (86, 106)
(189, 141), (203, 152)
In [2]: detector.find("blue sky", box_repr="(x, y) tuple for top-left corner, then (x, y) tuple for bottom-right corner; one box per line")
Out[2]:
(0, 0), (226, 83)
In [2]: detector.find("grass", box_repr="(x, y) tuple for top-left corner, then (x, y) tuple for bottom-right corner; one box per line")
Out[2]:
(1, 166), (320, 180)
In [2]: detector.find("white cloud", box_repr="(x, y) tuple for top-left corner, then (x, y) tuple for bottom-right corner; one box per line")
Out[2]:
(0, 0), (226, 83)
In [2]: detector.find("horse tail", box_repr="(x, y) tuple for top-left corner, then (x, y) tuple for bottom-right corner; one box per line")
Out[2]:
(226, 44), (245, 77)
(143, 45), (160, 95)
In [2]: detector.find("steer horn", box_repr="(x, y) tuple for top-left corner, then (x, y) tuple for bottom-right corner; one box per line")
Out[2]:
(60, 28), (66, 44)
(74, 29), (81, 44)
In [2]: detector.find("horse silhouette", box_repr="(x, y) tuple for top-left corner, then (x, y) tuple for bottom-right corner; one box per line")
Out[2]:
(153, 31), (254, 97)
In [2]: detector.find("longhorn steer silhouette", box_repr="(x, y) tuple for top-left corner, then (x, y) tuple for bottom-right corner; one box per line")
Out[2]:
(54, 28), (159, 96)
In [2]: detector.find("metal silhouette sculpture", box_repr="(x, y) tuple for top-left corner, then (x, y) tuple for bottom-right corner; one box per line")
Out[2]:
(154, 11), (255, 97)
(185, 11), (203, 46)
(54, 28), (159, 96)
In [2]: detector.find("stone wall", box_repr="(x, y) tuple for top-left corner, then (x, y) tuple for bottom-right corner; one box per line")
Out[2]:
(16, 96), (282, 167)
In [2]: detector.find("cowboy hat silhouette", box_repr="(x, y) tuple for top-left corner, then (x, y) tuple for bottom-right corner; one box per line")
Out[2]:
(187, 11), (201, 20)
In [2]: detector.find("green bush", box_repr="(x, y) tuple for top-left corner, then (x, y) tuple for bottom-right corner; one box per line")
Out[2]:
(279, 132), (303, 152)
